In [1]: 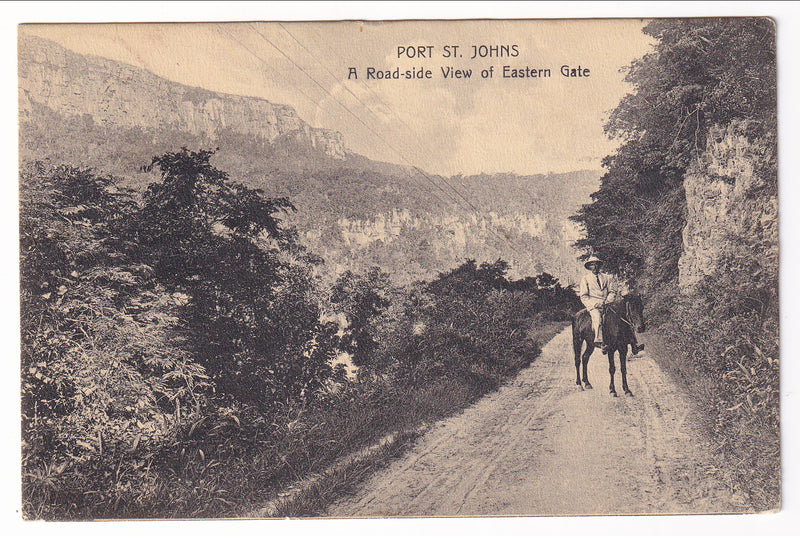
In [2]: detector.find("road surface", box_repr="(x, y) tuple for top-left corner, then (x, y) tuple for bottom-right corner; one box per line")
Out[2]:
(325, 327), (750, 517)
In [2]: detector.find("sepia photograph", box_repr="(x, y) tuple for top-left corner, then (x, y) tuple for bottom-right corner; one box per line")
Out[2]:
(12, 7), (786, 524)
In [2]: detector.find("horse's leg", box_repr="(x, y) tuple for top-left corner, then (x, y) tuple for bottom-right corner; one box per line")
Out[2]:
(573, 329), (583, 388)
(620, 346), (633, 396)
(581, 341), (593, 389)
(608, 349), (617, 397)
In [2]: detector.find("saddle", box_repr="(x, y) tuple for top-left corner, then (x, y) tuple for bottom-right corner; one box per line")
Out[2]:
(576, 304), (612, 317)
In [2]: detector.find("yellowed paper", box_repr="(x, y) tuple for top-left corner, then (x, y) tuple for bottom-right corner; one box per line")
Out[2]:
(18, 19), (779, 519)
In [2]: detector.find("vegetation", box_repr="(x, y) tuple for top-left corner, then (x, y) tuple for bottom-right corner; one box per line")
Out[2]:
(572, 19), (775, 285)
(570, 18), (778, 509)
(22, 98), (597, 287)
(20, 150), (580, 519)
(372, 260), (578, 390)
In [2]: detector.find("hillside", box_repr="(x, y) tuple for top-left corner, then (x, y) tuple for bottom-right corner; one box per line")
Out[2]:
(18, 33), (598, 284)
(569, 19), (778, 509)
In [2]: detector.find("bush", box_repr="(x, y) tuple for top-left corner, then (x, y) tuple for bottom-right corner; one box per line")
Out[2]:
(20, 155), (579, 519)
(20, 162), (210, 518)
(654, 252), (779, 510)
(132, 149), (340, 410)
(371, 260), (581, 390)
(20, 152), (343, 518)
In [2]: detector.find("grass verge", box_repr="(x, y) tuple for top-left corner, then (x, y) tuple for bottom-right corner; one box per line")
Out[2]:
(259, 427), (424, 517)
(241, 320), (569, 518)
(641, 287), (779, 512)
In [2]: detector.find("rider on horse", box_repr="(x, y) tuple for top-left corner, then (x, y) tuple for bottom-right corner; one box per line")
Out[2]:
(578, 255), (615, 353)
(578, 255), (645, 355)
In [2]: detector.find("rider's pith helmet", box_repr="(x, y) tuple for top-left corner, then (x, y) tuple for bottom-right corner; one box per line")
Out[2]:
(584, 255), (603, 270)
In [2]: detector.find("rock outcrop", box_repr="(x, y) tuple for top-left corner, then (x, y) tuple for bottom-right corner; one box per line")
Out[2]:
(678, 120), (778, 290)
(17, 34), (599, 285)
(18, 34), (347, 160)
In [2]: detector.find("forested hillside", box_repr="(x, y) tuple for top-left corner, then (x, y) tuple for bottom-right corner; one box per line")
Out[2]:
(570, 18), (778, 509)
(20, 149), (581, 519)
(19, 32), (599, 517)
(19, 33), (597, 285)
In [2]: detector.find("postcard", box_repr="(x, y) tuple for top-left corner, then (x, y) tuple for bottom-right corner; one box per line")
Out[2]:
(18, 18), (779, 519)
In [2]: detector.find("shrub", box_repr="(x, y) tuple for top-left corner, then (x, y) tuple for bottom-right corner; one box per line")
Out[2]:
(655, 249), (779, 509)
(20, 155), (580, 519)
(372, 260), (580, 390)
(20, 163), (210, 518)
(20, 152), (343, 518)
(132, 149), (340, 411)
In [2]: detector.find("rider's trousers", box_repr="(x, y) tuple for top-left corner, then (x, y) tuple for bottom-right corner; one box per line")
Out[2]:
(581, 297), (605, 343)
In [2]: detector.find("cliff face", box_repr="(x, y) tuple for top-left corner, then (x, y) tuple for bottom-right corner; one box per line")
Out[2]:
(18, 35), (347, 160)
(678, 120), (778, 290)
(282, 169), (598, 285)
(18, 34), (599, 285)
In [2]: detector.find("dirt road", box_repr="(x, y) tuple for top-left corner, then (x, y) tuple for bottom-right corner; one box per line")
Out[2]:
(326, 327), (750, 517)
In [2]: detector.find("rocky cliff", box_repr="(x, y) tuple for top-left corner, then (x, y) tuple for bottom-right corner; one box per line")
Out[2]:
(678, 120), (778, 290)
(299, 208), (584, 285)
(18, 34), (347, 160)
(18, 34), (599, 285)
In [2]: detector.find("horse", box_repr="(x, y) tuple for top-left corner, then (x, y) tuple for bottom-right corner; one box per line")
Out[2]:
(571, 292), (646, 395)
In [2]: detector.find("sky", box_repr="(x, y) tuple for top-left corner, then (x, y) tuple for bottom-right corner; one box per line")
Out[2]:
(20, 19), (653, 176)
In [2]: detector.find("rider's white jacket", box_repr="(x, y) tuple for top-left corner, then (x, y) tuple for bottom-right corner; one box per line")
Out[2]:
(579, 271), (618, 310)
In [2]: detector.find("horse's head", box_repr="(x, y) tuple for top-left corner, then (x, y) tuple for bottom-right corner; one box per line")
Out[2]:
(624, 292), (646, 333)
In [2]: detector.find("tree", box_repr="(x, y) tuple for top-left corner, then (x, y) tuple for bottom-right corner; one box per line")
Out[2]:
(132, 148), (338, 408)
(329, 268), (393, 368)
(571, 18), (776, 286)
(20, 163), (209, 517)
(568, 19), (779, 509)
